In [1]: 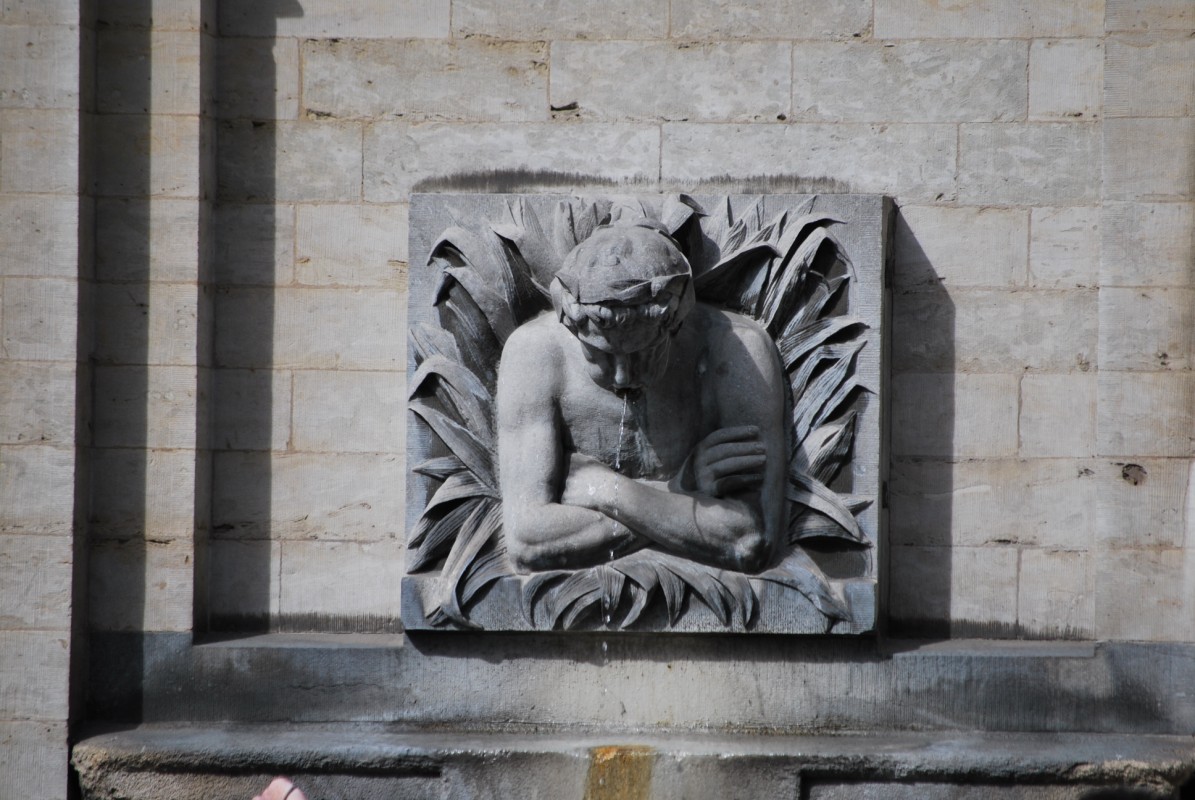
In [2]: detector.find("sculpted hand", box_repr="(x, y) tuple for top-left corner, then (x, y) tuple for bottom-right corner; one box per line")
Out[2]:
(681, 425), (767, 498)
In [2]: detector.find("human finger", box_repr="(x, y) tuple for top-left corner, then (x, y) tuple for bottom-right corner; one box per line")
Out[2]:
(700, 425), (760, 448)
(708, 454), (767, 479)
(712, 473), (765, 496)
(702, 440), (765, 464)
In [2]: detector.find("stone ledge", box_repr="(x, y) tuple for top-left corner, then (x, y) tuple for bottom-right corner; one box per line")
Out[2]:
(72, 725), (1195, 799)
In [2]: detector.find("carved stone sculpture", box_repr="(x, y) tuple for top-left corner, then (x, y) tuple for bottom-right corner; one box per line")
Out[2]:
(403, 194), (888, 634)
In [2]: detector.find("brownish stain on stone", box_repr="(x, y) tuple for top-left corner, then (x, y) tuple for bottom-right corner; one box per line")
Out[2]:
(583, 745), (654, 800)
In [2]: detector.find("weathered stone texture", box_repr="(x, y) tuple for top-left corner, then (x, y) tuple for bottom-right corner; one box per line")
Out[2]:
(0, 25), (79, 109)
(0, 362), (76, 445)
(97, 29), (202, 115)
(662, 122), (957, 202)
(1097, 372), (1195, 457)
(1105, 0), (1195, 32)
(279, 539), (403, 620)
(95, 114), (201, 197)
(453, 0), (669, 40)
(874, 0), (1104, 38)
(1099, 288), (1195, 371)
(88, 538), (194, 632)
(1096, 547), (1195, 641)
(1, 278), (78, 361)
(959, 123), (1100, 206)
(894, 289), (1097, 373)
(1106, 34), (1195, 118)
(215, 37), (299, 120)
(291, 370), (404, 453)
(1101, 202), (1195, 288)
(1096, 458), (1189, 550)
(0, 446), (75, 533)
(96, 198), (201, 282)
(218, 120), (362, 202)
(1020, 374), (1097, 458)
(895, 206), (1028, 288)
(208, 538), (280, 619)
(552, 41), (789, 122)
(1029, 207), (1099, 288)
(0, 631), (69, 718)
(94, 281), (200, 366)
(1104, 118), (1195, 201)
(672, 0), (871, 40)
(1018, 549), (1094, 638)
(792, 41), (1027, 123)
(891, 373), (1019, 458)
(294, 203), (407, 287)
(0, 110), (79, 193)
(213, 203), (296, 286)
(218, 0), (449, 39)
(0, 534), (72, 629)
(0, 196), (79, 277)
(303, 39), (548, 122)
(0, 721), (68, 800)
(1029, 39), (1103, 121)
(889, 545), (1020, 633)
(88, 447), (202, 538)
(95, 0), (206, 31)
(364, 122), (659, 200)
(92, 365), (199, 449)
(212, 452), (404, 540)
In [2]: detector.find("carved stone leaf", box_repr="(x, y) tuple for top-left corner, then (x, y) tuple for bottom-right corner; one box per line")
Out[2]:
(543, 570), (603, 629)
(439, 290), (500, 390)
(717, 570), (757, 628)
(409, 398), (496, 490)
(409, 353), (495, 445)
(758, 546), (849, 622)
(409, 496), (483, 572)
(619, 581), (653, 629)
(520, 570), (569, 625)
(410, 321), (462, 366)
(552, 198), (610, 260)
(777, 317), (865, 371)
(413, 455), (466, 481)
(802, 411), (857, 486)
(598, 564), (625, 623)
(437, 265), (517, 344)
(460, 541), (511, 605)
(785, 471), (867, 544)
(492, 197), (558, 295)
(659, 558), (733, 626)
(792, 341), (866, 444)
(435, 498), (502, 626)
(659, 193), (703, 236)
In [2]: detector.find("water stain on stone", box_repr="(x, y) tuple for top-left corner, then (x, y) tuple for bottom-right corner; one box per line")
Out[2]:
(1122, 463), (1148, 486)
(583, 745), (654, 800)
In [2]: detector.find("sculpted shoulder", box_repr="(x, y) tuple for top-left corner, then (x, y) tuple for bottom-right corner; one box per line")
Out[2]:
(498, 312), (567, 390)
(684, 303), (779, 363)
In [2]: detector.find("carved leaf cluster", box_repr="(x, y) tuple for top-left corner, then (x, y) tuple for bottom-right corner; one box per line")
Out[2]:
(408, 195), (871, 630)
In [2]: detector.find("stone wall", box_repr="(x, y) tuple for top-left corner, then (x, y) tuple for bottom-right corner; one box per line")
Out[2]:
(2, 0), (1194, 796)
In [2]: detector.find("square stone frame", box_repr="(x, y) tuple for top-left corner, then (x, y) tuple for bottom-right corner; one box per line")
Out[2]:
(402, 194), (891, 634)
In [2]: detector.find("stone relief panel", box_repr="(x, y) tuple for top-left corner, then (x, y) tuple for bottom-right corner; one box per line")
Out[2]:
(402, 194), (889, 633)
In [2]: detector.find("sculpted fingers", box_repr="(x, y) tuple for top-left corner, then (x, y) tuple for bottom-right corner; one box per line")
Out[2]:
(700, 425), (760, 448)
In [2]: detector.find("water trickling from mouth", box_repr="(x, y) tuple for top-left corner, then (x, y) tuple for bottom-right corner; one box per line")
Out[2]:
(614, 393), (629, 473)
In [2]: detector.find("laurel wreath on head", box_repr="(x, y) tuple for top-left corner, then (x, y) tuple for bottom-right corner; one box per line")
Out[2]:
(408, 195), (872, 631)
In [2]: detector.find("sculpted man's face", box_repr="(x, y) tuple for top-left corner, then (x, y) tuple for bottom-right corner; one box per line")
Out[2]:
(552, 224), (695, 394)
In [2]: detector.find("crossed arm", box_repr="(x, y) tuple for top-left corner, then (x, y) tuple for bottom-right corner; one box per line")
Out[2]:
(497, 322), (787, 574)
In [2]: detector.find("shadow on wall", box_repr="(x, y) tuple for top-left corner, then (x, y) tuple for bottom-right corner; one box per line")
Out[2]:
(886, 208), (957, 639)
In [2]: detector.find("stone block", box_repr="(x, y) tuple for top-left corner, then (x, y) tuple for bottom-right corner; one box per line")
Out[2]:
(218, 0), (448, 39)
(662, 123), (956, 203)
(0, 721), (69, 800)
(295, 203), (406, 287)
(216, 37), (299, 121)
(1104, 118), (1195, 202)
(208, 538), (279, 619)
(1029, 207), (1099, 289)
(1020, 373), (1097, 458)
(0, 110), (78, 194)
(303, 39), (547, 122)
(363, 122), (659, 201)
(1099, 288), (1195, 371)
(1106, 0), (1195, 32)
(792, 41), (1026, 123)
(213, 203), (295, 287)
(94, 281), (199, 367)
(672, 0), (870, 40)
(88, 537), (193, 632)
(216, 287), (403, 371)
(95, 114), (200, 198)
(0, 533), (72, 629)
(958, 123), (1100, 206)
(894, 206), (1027, 288)
(1018, 549), (1094, 639)
(1, 277), (77, 361)
(95, 198), (200, 283)
(0, 362), (75, 445)
(0, 630), (69, 718)
(96, 29), (201, 115)
(1095, 548), (1195, 642)
(1, 0), (79, 24)
(292, 370), (404, 454)
(1101, 202), (1195, 288)
(0, 24), (79, 109)
(891, 373), (1019, 459)
(212, 452), (404, 540)
(453, 0), (668, 40)
(217, 120), (362, 203)
(92, 364), (199, 449)
(0, 195), (78, 278)
(874, 0), (1103, 38)
(1096, 458), (1189, 550)
(890, 458), (1096, 550)
(1106, 34), (1195, 118)
(552, 41), (789, 122)
(211, 368), (292, 451)
(279, 539), (403, 622)
(888, 545), (1019, 635)
(1029, 39), (1103, 121)
(94, 0), (205, 30)
(89, 447), (200, 539)
(0, 445), (74, 533)
(894, 288), (1096, 373)
(1097, 372), (1195, 457)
